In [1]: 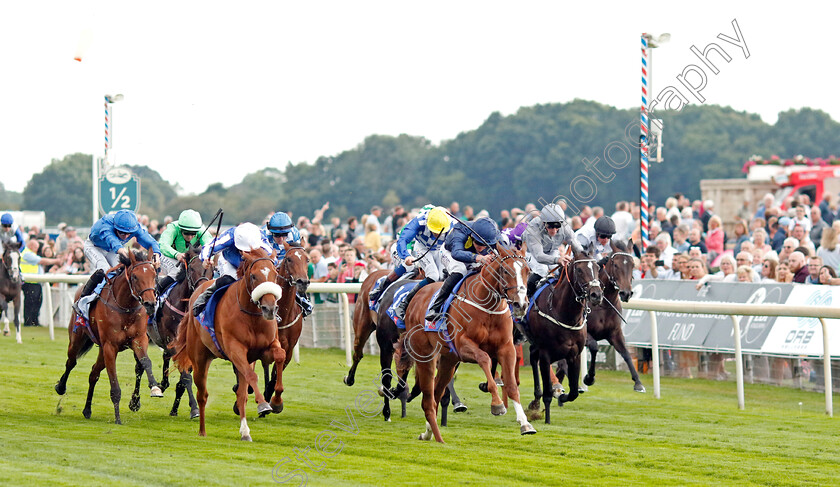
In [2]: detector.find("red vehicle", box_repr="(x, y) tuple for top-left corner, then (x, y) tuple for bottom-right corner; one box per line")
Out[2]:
(771, 166), (840, 209)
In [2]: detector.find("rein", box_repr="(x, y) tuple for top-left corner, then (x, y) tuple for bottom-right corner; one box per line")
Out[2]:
(102, 259), (156, 314)
(539, 256), (600, 330)
(274, 246), (307, 327)
(602, 251), (633, 325)
(236, 256), (276, 316)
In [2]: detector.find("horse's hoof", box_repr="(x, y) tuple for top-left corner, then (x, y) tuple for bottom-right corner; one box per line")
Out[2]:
(2, 329), (9, 336)
(583, 375), (594, 387)
(233, 403), (240, 416)
(114, 418), (122, 425)
(150, 386), (164, 398)
(83, 409), (91, 419)
(160, 382), (169, 393)
(272, 402), (284, 414)
(478, 382), (489, 393)
(495, 378), (504, 387)
(377, 385), (387, 398)
(635, 383), (646, 393)
(169, 410), (178, 417)
(491, 404), (507, 416)
(129, 398), (141, 412)
(343, 376), (354, 387)
(55, 383), (66, 396)
(453, 402), (468, 413)
(578, 384), (587, 394)
(520, 423), (537, 435)
(527, 399), (541, 411)
(241, 435), (252, 442)
(191, 408), (200, 419)
(552, 383), (564, 398)
(257, 402), (272, 415)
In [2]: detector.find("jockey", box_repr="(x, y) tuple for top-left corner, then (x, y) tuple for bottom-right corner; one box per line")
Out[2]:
(425, 217), (500, 323)
(574, 216), (617, 261)
(262, 211), (312, 317)
(369, 206), (451, 304)
(0, 213), (26, 252)
(156, 209), (212, 294)
(523, 203), (581, 298)
(193, 222), (272, 316)
(500, 221), (528, 251)
(75, 210), (162, 309)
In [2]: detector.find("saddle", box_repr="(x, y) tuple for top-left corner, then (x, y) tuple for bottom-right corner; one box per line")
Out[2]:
(386, 281), (420, 330)
(197, 282), (234, 359)
(422, 271), (477, 332)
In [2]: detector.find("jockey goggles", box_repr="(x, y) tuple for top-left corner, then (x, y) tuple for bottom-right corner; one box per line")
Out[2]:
(268, 223), (293, 235)
(597, 233), (612, 240)
(545, 221), (563, 229)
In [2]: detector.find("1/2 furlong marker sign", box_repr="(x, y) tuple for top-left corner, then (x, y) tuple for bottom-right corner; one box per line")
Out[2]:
(99, 166), (140, 215)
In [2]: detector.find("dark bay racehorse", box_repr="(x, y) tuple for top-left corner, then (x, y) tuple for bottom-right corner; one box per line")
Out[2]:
(145, 243), (210, 418)
(55, 250), (161, 424)
(526, 247), (602, 424)
(172, 248), (285, 441)
(0, 238), (22, 344)
(397, 246), (535, 443)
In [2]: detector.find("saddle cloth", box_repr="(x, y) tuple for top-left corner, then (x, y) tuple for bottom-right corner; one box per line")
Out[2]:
(197, 282), (234, 358)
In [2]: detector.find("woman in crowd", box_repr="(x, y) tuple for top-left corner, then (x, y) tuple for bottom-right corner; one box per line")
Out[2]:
(705, 215), (725, 260)
(751, 227), (772, 255)
(736, 265), (754, 282)
(819, 265), (840, 285)
(760, 257), (778, 282)
(817, 227), (840, 274)
(695, 254), (736, 289)
(363, 222), (381, 253)
(731, 220), (750, 256)
(776, 260), (793, 283)
(66, 246), (90, 274)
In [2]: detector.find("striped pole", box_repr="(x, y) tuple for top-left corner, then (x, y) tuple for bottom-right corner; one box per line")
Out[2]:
(640, 34), (650, 250)
(104, 96), (111, 161)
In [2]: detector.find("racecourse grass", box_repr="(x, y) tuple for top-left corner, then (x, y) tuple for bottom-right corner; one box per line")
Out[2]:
(1, 328), (838, 487)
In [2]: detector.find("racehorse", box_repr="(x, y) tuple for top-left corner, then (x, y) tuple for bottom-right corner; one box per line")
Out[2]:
(397, 246), (535, 443)
(54, 250), (162, 424)
(0, 238), (22, 344)
(344, 269), (465, 424)
(171, 248), (285, 441)
(577, 241), (644, 392)
(145, 243), (210, 418)
(525, 247), (602, 424)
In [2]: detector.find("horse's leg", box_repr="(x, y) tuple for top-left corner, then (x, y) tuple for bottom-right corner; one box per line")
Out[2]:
(479, 358), (499, 393)
(184, 371), (200, 418)
(267, 341), (287, 414)
(83, 350), (106, 419)
(170, 368), (184, 416)
(440, 386), (450, 427)
(538, 351), (554, 424)
(193, 351), (212, 437)
(611, 331), (646, 392)
(129, 355), (143, 412)
(583, 335), (599, 387)
(435, 357), (458, 428)
(1, 298), (9, 335)
(498, 342), (536, 435)
(379, 351), (393, 422)
(448, 368), (467, 413)
(344, 318), (375, 387)
(13, 294), (21, 344)
(160, 349), (171, 392)
(528, 345), (542, 410)
(55, 329), (86, 395)
(558, 350), (582, 405)
(262, 362), (274, 404)
(101, 343), (122, 424)
(234, 367), (252, 441)
(416, 359), (443, 443)
(458, 338), (506, 415)
(132, 338), (163, 398)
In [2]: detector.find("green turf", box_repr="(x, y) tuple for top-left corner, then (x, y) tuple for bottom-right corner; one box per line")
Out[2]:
(1, 327), (838, 486)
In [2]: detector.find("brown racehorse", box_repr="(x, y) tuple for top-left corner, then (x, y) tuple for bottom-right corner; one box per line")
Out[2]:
(145, 243), (211, 418)
(0, 238), (22, 344)
(255, 242), (310, 410)
(55, 250), (161, 424)
(171, 248), (285, 441)
(526, 247), (602, 424)
(397, 246), (535, 443)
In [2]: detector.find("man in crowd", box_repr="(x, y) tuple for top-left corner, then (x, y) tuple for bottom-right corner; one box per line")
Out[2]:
(19, 238), (62, 326)
(789, 251), (810, 283)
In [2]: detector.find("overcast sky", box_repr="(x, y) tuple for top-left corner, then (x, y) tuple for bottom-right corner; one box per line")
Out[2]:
(1, 1), (837, 195)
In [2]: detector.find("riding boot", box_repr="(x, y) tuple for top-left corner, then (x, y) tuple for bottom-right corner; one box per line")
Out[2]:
(296, 291), (313, 317)
(527, 273), (543, 300)
(396, 277), (434, 321)
(73, 269), (106, 314)
(156, 275), (175, 295)
(369, 270), (399, 304)
(425, 272), (463, 323)
(193, 274), (236, 317)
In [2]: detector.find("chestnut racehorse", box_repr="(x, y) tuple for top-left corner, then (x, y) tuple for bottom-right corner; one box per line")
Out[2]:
(55, 250), (161, 424)
(146, 243), (211, 418)
(397, 246), (535, 443)
(172, 248), (285, 441)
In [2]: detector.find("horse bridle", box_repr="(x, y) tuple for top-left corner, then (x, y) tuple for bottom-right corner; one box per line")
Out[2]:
(236, 256), (277, 316)
(275, 246), (307, 288)
(605, 252), (634, 292)
(105, 259), (156, 313)
(488, 254), (528, 300)
(186, 253), (211, 291)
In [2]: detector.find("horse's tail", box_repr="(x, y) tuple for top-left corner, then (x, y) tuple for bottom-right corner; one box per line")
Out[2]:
(76, 335), (96, 359)
(170, 314), (193, 372)
(395, 333), (415, 378)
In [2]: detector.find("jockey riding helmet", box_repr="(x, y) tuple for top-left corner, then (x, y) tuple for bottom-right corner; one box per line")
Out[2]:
(426, 207), (451, 234)
(178, 209), (203, 233)
(472, 217), (500, 246)
(234, 223), (264, 252)
(113, 210), (140, 234)
(540, 203), (566, 229)
(0, 213), (12, 226)
(267, 212), (294, 235)
(594, 216), (616, 238)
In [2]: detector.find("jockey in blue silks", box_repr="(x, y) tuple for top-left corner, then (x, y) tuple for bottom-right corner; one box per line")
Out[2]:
(425, 217), (501, 323)
(0, 213), (26, 252)
(192, 222), (274, 316)
(75, 210), (162, 310)
(262, 211), (312, 317)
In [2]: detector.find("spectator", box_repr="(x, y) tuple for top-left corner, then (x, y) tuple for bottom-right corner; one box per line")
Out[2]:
(819, 265), (840, 285)
(736, 265), (754, 283)
(790, 205), (811, 232)
(672, 224), (690, 253)
(611, 201), (633, 241)
(790, 224), (815, 255)
(687, 228), (708, 255)
(321, 241), (338, 265)
(731, 220), (750, 256)
(337, 247), (366, 302)
(755, 193), (775, 219)
(807, 256), (823, 285)
(19, 238), (61, 326)
(687, 258), (707, 280)
(706, 215), (724, 260)
(735, 251), (754, 274)
(635, 247), (662, 279)
(345, 217), (358, 242)
(810, 206), (829, 243)
(462, 206), (475, 221)
(695, 254), (736, 289)
(789, 251), (809, 283)
(818, 227), (840, 273)
(771, 217), (788, 252)
(654, 233), (676, 270)
(330, 216), (343, 240)
(56, 226), (83, 255)
(819, 193), (835, 225)
(363, 222), (382, 252)
(669, 253), (690, 280)
(309, 248), (329, 304)
(570, 216), (583, 231)
(307, 223), (326, 247)
(736, 199), (753, 222)
(751, 227), (772, 255)
(39, 244), (60, 273)
(779, 237), (798, 262)
(761, 258), (778, 283)
(776, 260), (793, 283)
(66, 246), (90, 274)
(700, 200), (715, 233)
(449, 201), (462, 219)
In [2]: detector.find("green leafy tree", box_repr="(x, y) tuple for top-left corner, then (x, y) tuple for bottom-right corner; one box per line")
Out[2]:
(23, 153), (92, 226)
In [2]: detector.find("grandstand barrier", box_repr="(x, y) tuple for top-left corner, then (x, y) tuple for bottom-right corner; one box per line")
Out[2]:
(18, 275), (840, 416)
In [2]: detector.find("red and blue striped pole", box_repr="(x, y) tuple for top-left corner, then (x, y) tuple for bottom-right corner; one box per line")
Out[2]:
(640, 33), (650, 250)
(104, 96), (111, 161)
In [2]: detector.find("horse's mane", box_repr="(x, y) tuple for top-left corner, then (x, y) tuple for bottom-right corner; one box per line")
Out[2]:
(118, 249), (149, 267)
(236, 248), (270, 279)
(599, 240), (630, 266)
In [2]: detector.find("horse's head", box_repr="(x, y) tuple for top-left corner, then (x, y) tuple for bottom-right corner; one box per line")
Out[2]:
(278, 241), (310, 294)
(184, 243), (211, 291)
(486, 246), (529, 319)
(568, 247), (602, 307)
(599, 240), (634, 302)
(239, 248), (283, 320)
(1, 239), (20, 281)
(120, 250), (157, 315)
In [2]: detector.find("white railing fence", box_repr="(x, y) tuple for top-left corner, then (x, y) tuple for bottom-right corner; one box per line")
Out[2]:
(17, 275), (840, 416)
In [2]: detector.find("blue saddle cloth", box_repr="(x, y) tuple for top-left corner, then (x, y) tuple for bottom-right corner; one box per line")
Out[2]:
(368, 276), (387, 312)
(385, 282), (419, 330)
(198, 282), (233, 358)
(517, 278), (556, 336)
(423, 271), (476, 331)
